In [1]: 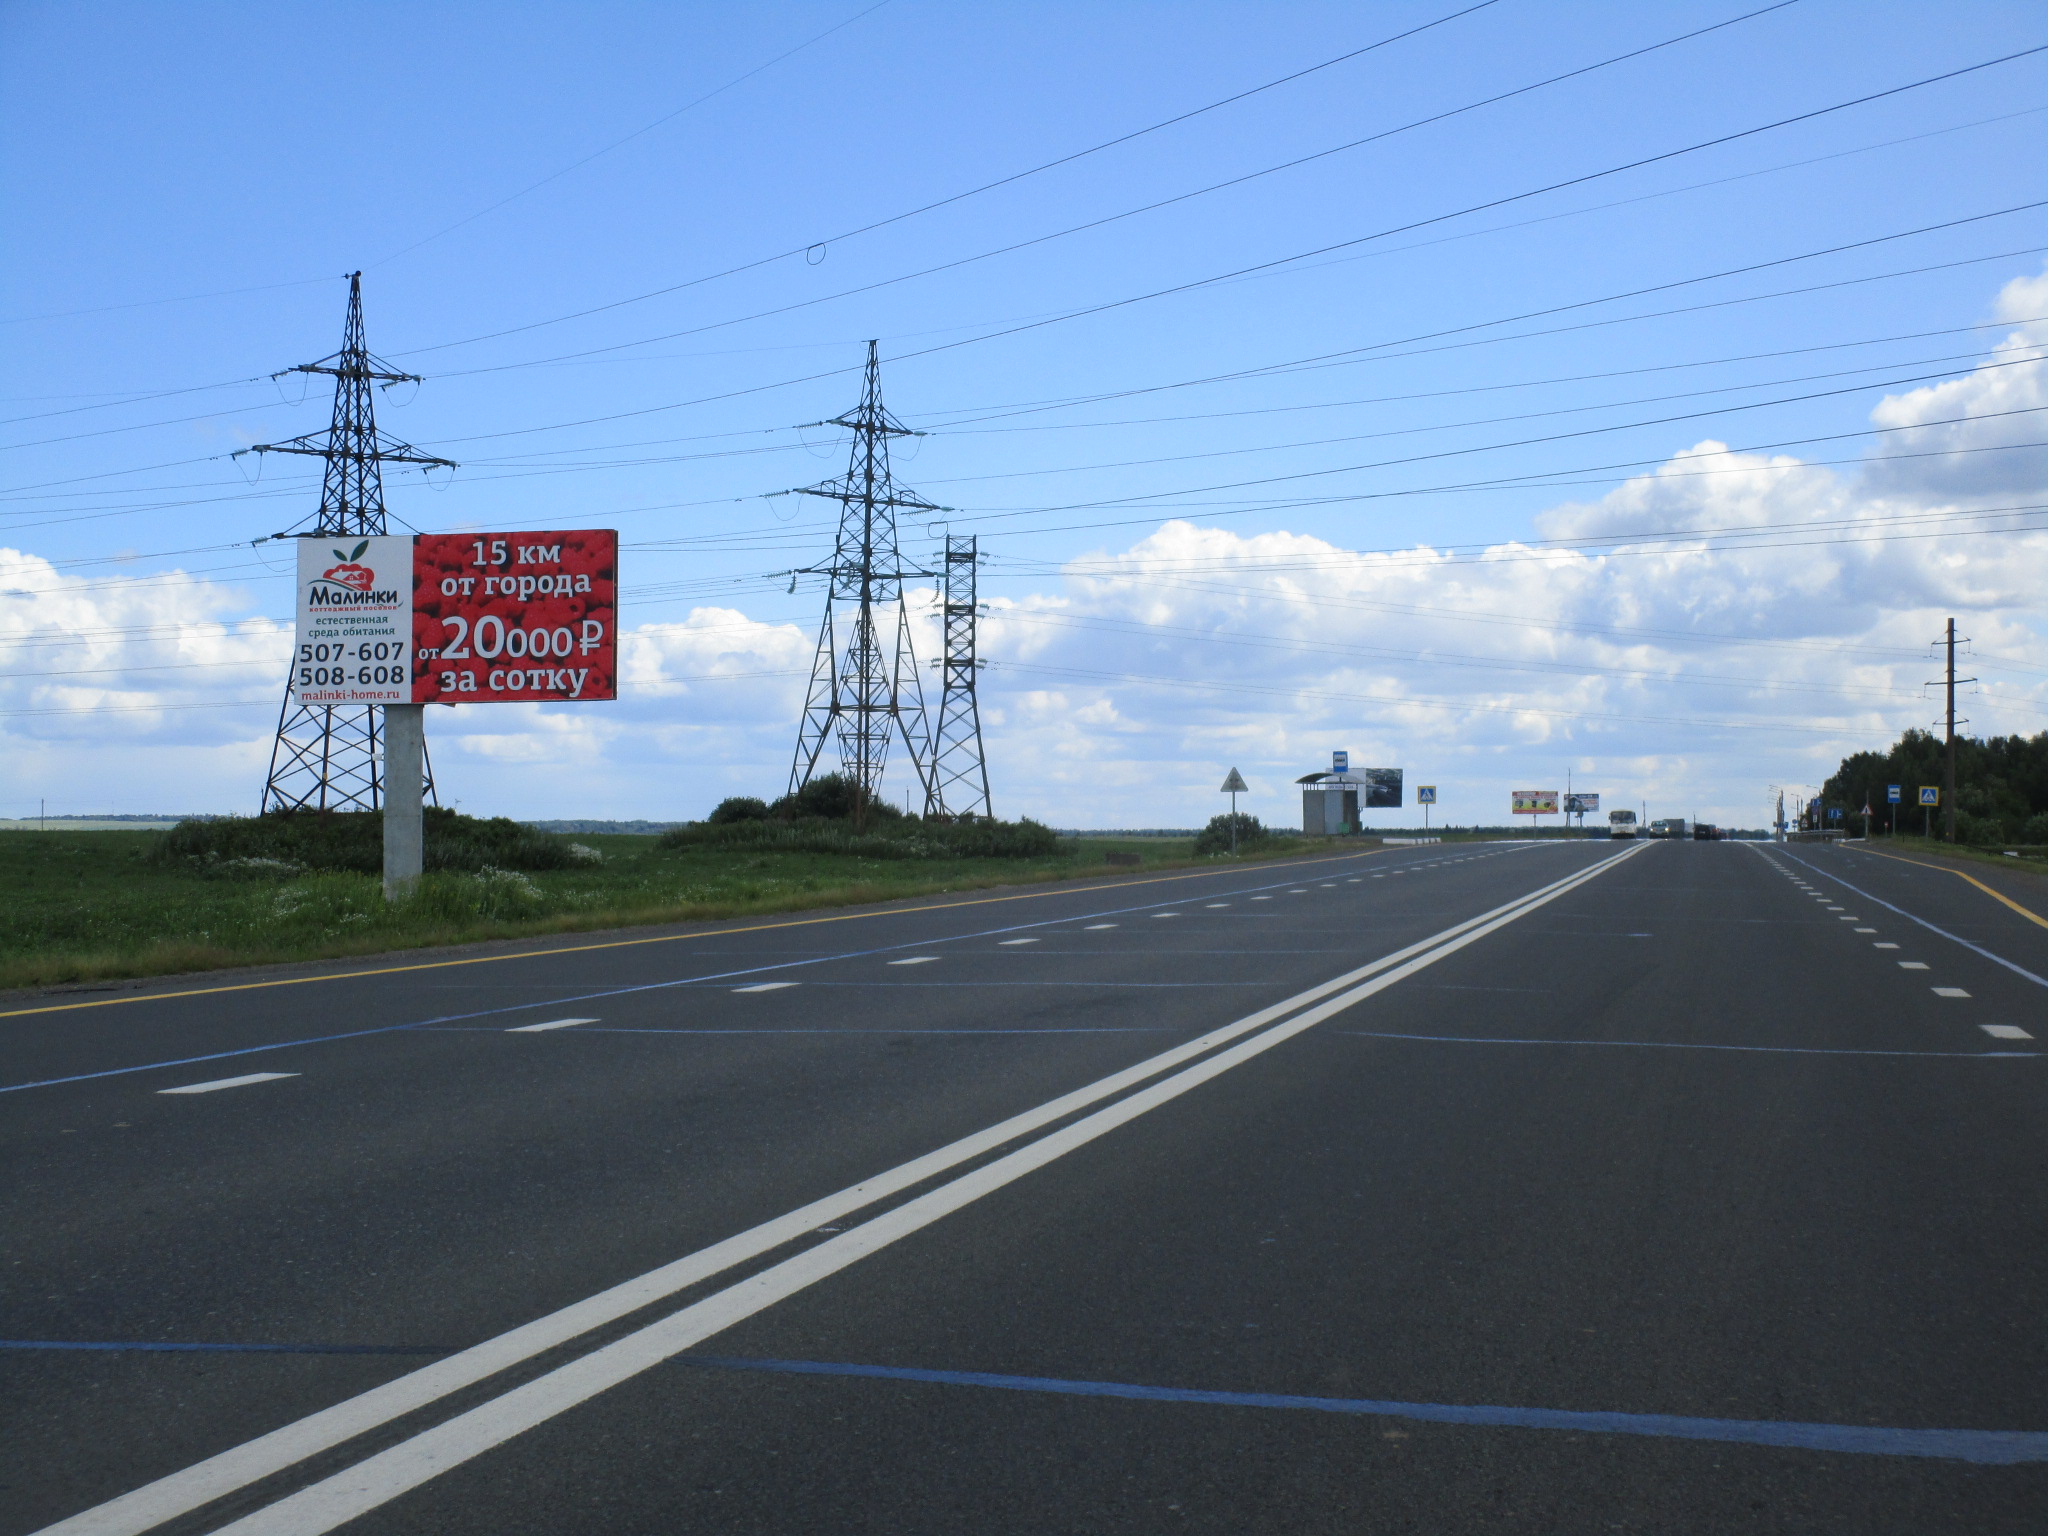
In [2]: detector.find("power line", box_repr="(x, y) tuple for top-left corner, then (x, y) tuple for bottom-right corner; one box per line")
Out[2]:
(369, 1), (898, 268)
(937, 397), (2048, 528)
(405, 235), (2048, 458)
(879, 48), (2048, 371)
(394, 0), (1510, 359)
(415, 2), (1805, 377)
(986, 607), (2048, 713)
(910, 350), (2043, 491)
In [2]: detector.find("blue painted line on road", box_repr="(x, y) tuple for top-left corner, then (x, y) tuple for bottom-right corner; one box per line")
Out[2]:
(1772, 847), (2048, 989)
(0, 1339), (453, 1355)
(673, 1355), (2048, 1464)
(418, 1026), (1187, 1036)
(0, 1023), (426, 1095)
(1339, 1031), (2039, 1059)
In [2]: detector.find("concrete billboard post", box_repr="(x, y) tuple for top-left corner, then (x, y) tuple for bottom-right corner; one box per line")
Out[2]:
(292, 530), (618, 901)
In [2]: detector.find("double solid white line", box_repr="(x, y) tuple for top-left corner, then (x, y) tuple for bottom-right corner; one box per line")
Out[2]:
(41, 843), (1646, 1536)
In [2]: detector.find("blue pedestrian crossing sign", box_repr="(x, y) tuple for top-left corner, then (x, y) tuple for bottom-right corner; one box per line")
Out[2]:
(1886, 784), (1901, 803)
(1919, 786), (1940, 806)
(1417, 785), (1437, 805)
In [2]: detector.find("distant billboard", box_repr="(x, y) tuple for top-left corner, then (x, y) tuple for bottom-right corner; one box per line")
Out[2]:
(1362, 767), (1402, 808)
(1563, 793), (1600, 813)
(1512, 790), (1559, 815)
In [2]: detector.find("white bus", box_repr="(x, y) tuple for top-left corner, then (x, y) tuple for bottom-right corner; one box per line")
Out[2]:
(1608, 809), (1638, 839)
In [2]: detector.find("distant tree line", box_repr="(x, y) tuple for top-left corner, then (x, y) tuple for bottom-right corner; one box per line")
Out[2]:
(1822, 728), (2048, 844)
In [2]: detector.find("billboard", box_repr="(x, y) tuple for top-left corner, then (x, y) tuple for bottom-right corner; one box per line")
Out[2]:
(292, 535), (418, 705)
(1512, 789), (1559, 815)
(293, 531), (617, 706)
(1362, 767), (1402, 808)
(1563, 792), (1600, 813)
(415, 531), (617, 703)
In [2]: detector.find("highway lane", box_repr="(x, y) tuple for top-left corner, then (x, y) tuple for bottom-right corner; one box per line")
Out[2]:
(5, 838), (2043, 1533)
(3, 838), (1578, 1531)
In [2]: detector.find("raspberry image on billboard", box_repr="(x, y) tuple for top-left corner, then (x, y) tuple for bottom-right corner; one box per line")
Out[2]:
(411, 531), (617, 704)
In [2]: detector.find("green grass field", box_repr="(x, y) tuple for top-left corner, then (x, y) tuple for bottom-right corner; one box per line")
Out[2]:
(0, 829), (1314, 991)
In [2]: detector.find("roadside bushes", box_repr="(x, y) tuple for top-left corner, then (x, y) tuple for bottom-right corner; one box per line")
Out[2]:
(1193, 812), (1269, 856)
(153, 807), (580, 875)
(657, 815), (1063, 861)
(661, 774), (1061, 861)
(706, 796), (771, 825)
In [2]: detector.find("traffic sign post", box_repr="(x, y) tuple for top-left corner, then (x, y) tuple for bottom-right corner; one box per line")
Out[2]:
(1919, 785), (1939, 839)
(1887, 783), (1901, 838)
(1219, 767), (1249, 854)
(1417, 783), (1437, 832)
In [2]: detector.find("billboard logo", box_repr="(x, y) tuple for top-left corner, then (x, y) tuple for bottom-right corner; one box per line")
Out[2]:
(321, 541), (374, 592)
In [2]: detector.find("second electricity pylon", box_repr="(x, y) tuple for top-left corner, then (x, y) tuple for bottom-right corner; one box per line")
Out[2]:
(240, 273), (455, 813)
(929, 535), (992, 819)
(786, 342), (941, 822)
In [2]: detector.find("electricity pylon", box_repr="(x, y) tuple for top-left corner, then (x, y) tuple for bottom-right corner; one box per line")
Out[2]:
(786, 342), (941, 824)
(240, 273), (455, 813)
(929, 535), (992, 818)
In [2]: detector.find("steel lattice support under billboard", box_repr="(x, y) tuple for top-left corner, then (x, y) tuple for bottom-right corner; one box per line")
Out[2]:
(930, 535), (992, 818)
(786, 343), (940, 821)
(239, 274), (454, 813)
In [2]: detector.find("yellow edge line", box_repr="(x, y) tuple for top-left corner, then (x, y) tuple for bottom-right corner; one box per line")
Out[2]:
(1855, 844), (2048, 931)
(0, 846), (1397, 1021)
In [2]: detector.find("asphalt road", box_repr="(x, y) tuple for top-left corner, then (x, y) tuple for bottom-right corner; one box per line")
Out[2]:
(3, 837), (2043, 1534)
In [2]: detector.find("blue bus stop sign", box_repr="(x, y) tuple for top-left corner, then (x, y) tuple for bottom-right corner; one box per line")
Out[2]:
(1887, 784), (1901, 803)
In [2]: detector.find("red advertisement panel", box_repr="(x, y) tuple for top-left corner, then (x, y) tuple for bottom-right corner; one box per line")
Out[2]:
(411, 531), (617, 704)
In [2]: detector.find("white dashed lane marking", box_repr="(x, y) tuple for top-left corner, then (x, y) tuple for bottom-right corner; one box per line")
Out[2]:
(1899, 961), (1930, 970)
(887, 957), (940, 966)
(998, 938), (1039, 946)
(1874, 942), (1900, 950)
(1932, 987), (1971, 998)
(1085, 923), (1118, 930)
(159, 1073), (298, 1095)
(1982, 1024), (2033, 1039)
(1152, 912), (1179, 919)
(507, 1018), (598, 1032)
(1855, 927), (1877, 933)
(733, 983), (798, 994)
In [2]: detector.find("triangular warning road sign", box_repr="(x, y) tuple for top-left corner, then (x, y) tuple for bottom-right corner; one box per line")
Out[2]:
(1219, 768), (1248, 793)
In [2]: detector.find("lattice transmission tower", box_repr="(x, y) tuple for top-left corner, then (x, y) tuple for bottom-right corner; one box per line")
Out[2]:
(787, 342), (941, 821)
(242, 273), (454, 813)
(929, 535), (992, 818)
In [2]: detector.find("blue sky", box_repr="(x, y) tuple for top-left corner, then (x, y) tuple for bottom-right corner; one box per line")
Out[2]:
(3, 1), (2045, 826)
